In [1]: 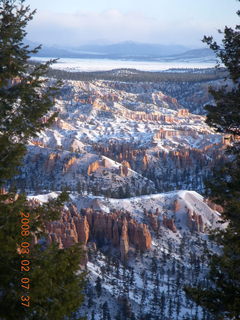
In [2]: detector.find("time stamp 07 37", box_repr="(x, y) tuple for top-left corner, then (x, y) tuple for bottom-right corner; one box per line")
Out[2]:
(19, 211), (31, 308)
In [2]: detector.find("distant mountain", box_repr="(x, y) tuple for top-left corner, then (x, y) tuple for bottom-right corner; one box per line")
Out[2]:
(27, 40), (214, 62)
(73, 41), (189, 57)
(25, 40), (81, 58)
(171, 48), (215, 60)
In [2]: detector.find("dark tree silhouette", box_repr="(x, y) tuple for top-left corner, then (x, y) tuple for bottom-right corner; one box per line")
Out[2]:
(0, 1), (85, 319)
(186, 2), (240, 319)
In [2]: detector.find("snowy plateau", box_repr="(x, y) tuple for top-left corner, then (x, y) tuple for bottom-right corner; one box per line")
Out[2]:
(16, 75), (228, 320)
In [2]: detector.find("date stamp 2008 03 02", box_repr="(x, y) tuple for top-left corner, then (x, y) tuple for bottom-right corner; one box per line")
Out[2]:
(19, 211), (31, 308)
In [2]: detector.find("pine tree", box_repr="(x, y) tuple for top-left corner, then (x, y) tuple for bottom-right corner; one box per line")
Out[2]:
(95, 276), (102, 297)
(102, 301), (111, 320)
(0, 0), (60, 184)
(0, 1), (85, 319)
(185, 2), (240, 319)
(91, 311), (95, 320)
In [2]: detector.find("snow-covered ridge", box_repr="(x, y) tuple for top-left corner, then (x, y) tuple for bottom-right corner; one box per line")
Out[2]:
(29, 189), (221, 233)
(28, 189), (222, 319)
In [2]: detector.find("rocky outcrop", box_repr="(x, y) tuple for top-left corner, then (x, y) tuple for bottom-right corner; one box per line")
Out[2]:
(46, 207), (90, 266)
(154, 128), (197, 140)
(177, 109), (189, 117)
(162, 215), (177, 233)
(161, 115), (175, 123)
(122, 160), (131, 168)
(173, 199), (181, 212)
(46, 208), (89, 248)
(31, 140), (46, 148)
(74, 216), (90, 244)
(138, 223), (152, 250)
(47, 206), (152, 262)
(87, 161), (101, 175)
(56, 119), (75, 130)
(205, 199), (224, 213)
(45, 153), (59, 172)
(87, 158), (115, 175)
(63, 157), (77, 173)
(92, 211), (151, 254)
(70, 139), (85, 153)
(148, 213), (159, 232)
(128, 220), (152, 251)
(122, 110), (163, 122)
(119, 161), (131, 176)
(93, 99), (110, 111)
(112, 221), (120, 246)
(187, 209), (204, 233)
(83, 208), (152, 256)
(120, 218), (129, 262)
(142, 155), (149, 170)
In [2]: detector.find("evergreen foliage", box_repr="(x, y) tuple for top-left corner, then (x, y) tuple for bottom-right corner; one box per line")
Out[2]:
(185, 3), (240, 319)
(0, 0), (61, 184)
(0, 1), (85, 319)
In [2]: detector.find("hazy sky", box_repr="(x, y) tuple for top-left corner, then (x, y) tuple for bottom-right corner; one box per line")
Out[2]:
(25, 0), (239, 48)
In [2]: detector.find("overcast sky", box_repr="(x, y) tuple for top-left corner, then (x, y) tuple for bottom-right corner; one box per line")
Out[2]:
(25, 0), (239, 48)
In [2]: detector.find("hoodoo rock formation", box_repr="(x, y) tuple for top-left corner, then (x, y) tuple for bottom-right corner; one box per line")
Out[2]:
(162, 215), (177, 233)
(46, 206), (152, 262)
(187, 209), (204, 233)
(120, 218), (129, 262)
(119, 160), (131, 176)
(147, 213), (159, 232)
(46, 208), (90, 248)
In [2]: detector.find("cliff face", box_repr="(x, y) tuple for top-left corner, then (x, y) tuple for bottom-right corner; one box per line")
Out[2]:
(87, 160), (101, 175)
(34, 190), (216, 265)
(84, 208), (152, 256)
(46, 205), (152, 262)
(46, 206), (90, 248)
